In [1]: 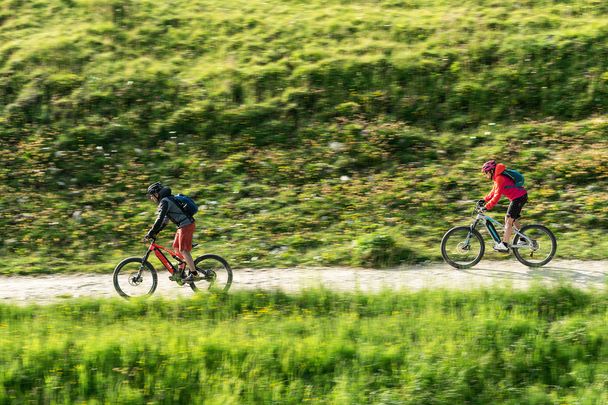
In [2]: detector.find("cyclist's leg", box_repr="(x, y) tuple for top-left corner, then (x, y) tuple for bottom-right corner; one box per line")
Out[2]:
(181, 249), (197, 275)
(176, 223), (196, 275)
(504, 194), (527, 244)
(503, 215), (515, 244)
(513, 218), (522, 232)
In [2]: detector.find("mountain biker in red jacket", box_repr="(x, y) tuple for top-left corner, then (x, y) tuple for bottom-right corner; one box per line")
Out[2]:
(481, 160), (528, 253)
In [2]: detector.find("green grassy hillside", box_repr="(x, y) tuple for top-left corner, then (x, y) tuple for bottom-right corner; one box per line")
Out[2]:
(3, 287), (608, 403)
(1, 0), (607, 272)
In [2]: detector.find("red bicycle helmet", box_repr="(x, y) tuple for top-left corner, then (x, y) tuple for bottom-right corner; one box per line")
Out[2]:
(481, 160), (497, 173)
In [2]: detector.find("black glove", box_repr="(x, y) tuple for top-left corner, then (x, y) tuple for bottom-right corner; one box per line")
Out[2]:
(477, 199), (486, 207)
(143, 233), (156, 243)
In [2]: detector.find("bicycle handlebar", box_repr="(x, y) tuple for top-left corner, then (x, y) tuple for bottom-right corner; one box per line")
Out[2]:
(472, 202), (487, 216)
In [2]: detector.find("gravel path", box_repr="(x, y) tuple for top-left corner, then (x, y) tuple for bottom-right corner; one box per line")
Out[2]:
(0, 260), (606, 304)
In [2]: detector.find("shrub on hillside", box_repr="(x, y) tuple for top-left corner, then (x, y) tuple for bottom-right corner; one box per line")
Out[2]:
(353, 232), (418, 267)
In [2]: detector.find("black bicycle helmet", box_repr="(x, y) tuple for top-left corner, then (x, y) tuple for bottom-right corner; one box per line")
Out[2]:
(147, 182), (164, 196)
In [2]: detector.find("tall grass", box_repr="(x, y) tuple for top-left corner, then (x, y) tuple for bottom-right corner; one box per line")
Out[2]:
(2, 287), (608, 403)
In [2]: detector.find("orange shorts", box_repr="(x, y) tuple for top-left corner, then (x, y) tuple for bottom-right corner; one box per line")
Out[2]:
(173, 223), (195, 251)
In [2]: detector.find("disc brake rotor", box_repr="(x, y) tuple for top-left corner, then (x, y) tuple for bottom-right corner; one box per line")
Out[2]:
(128, 272), (143, 286)
(456, 242), (471, 253)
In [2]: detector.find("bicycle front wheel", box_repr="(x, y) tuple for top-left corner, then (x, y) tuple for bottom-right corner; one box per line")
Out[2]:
(113, 257), (158, 298)
(190, 254), (233, 293)
(512, 224), (557, 267)
(441, 226), (485, 269)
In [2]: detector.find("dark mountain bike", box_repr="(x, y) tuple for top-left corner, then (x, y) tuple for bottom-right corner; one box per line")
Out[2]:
(113, 238), (232, 298)
(441, 202), (557, 269)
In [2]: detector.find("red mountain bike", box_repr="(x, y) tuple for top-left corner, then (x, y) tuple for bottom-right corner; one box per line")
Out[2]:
(113, 238), (233, 298)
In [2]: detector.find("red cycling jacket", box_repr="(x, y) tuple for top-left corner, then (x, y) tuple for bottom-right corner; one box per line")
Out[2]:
(484, 163), (527, 210)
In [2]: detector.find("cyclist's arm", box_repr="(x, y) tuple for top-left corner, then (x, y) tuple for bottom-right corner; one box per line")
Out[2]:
(147, 200), (169, 237)
(485, 178), (505, 210)
(158, 218), (169, 232)
(484, 183), (497, 202)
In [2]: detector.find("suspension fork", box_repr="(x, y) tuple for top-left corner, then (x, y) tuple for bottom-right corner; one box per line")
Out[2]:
(462, 219), (480, 246)
(142, 248), (153, 263)
(136, 247), (154, 276)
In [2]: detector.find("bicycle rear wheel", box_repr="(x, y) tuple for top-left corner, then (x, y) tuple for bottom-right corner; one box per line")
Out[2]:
(113, 257), (158, 298)
(512, 224), (557, 267)
(189, 254), (233, 293)
(441, 226), (485, 269)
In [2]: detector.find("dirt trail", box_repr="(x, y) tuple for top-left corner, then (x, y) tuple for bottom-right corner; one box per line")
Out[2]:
(0, 260), (606, 304)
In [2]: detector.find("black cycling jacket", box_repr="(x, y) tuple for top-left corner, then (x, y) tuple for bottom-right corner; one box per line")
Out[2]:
(147, 188), (194, 237)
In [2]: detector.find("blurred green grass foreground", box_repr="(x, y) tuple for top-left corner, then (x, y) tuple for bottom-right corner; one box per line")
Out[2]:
(3, 287), (608, 403)
(1, 0), (607, 273)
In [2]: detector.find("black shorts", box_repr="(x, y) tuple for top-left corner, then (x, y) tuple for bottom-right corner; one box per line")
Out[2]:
(507, 194), (528, 220)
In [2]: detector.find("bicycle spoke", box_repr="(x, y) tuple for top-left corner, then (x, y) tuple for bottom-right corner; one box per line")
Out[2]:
(441, 227), (484, 269)
(190, 255), (233, 293)
(512, 225), (556, 267)
(113, 259), (157, 298)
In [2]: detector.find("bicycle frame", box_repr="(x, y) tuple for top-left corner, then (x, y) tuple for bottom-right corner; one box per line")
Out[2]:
(142, 242), (185, 275)
(468, 207), (534, 247)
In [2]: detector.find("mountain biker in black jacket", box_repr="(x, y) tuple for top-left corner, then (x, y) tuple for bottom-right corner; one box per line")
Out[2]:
(144, 182), (197, 282)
